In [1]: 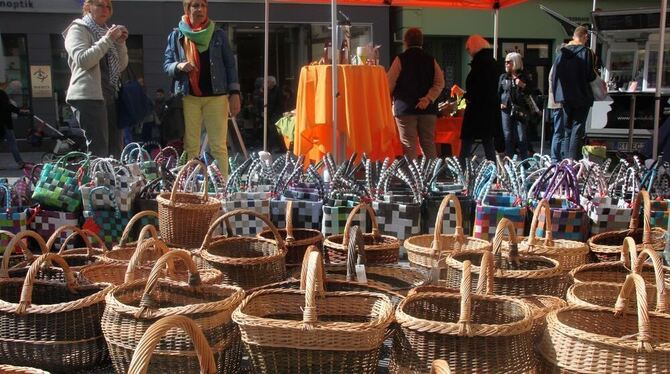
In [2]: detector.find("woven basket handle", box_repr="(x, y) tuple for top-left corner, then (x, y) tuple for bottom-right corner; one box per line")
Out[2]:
(202, 209), (286, 255)
(457, 260), (474, 336)
(124, 238), (171, 283)
(16, 252), (77, 314)
(118, 211), (159, 246)
(475, 251), (495, 295)
(342, 203), (380, 248)
(299, 245), (328, 292)
(628, 190), (652, 245)
(285, 200), (295, 242)
(432, 194), (465, 254)
(430, 360), (452, 374)
(171, 159), (209, 203)
(0, 230), (37, 278)
(120, 224), (160, 256)
(345, 225), (367, 282)
(614, 273), (654, 353)
(58, 228), (108, 256)
(136, 249), (202, 318)
(492, 217), (519, 256)
(302, 247), (326, 326)
(621, 236), (637, 270)
(527, 199), (554, 247)
(633, 245), (668, 313)
(127, 314), (217, 374)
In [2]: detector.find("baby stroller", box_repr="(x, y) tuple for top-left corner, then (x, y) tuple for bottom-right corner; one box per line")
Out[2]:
(30, 115), (89, 162)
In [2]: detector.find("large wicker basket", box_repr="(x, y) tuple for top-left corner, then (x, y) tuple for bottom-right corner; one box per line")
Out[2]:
(232, 248), (394, 374)
(444, 217), (566, 297)
(102, 249), (244, 374)
(200, 209), (287, 289)
(588, 190), (666, 262)
(540, 272), (670, 373)
(0, 252), (112, 372)
(392, 260), (535, 373)
(257, 200), (324, 265)
(126, 315), (218, 374)
(110, 210), (159, 254)
(405, 194), (490, 271)
(157, 159), (221, 248)
(323, 202), (400, 264)
(509, 199), (589, 273)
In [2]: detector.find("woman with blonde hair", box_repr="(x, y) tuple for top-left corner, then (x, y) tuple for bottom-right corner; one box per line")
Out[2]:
(163, 0), (241, 176)
(64, 0), (128, 157)
(498, 52), (532, 158)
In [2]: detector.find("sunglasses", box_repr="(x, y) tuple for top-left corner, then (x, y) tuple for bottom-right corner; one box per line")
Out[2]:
(504, 61), (512, 64)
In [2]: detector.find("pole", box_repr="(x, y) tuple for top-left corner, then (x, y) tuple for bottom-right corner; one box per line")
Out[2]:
(540, 100), (546, 156)
(263, 0), (270, 152)
(590, 0), (598, 51)
(653, 0), (667, 159)
(493, 7), (499, 60)
(331, 0), (338, 162)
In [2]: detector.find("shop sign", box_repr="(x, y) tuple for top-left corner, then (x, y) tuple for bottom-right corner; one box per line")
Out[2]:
(0, 0), (80, 13)
(30, 65), (52, 98)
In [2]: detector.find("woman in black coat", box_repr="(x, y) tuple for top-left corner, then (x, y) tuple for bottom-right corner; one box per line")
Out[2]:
(459, 35), (500, 164)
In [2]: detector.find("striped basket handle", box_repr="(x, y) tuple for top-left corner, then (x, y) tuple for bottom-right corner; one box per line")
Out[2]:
(613, 273), (653, 353)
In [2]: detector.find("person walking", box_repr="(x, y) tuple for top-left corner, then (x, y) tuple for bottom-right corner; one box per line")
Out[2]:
(388, 27), (445, 160)
(0, 81), (27, 168)
(460, 35), (499, 165)
(163, 0), (240, 177)
(63, 0), (128, 157)
(498, 52), (532, 159)
(552, 26), (597, 160)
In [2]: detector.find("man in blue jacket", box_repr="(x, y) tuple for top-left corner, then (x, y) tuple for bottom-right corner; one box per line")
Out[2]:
(552, 26), (597, 160)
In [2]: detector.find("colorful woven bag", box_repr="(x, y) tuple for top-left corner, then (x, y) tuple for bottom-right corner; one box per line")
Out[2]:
(31, 151), (89, 212)
(82, 186), (131, 248)
(0, 184), (27, 253)
(473, 194), (526, 241)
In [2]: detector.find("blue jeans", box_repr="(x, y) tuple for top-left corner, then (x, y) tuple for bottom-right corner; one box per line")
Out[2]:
(123, 126), (133, 146)
(459, 137), (496, 167)
(563, 105), (590, 160)
(4, 129), (23, 165)
(501, 110), (528, 159)
(550, 108), (566, 163)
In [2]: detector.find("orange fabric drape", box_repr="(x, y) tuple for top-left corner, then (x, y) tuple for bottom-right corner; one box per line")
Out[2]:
(434, 116), (463, 156)
(271, 0), (527, 8)
(294, 65), (402, 163)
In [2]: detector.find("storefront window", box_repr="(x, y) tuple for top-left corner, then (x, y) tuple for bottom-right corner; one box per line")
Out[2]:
(1, 34), (30, 108)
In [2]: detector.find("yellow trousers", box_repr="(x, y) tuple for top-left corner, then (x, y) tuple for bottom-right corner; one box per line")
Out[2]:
(183, 94), (230, 177)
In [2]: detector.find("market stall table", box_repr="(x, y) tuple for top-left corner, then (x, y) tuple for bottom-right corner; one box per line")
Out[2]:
(294, 64), (402, 162)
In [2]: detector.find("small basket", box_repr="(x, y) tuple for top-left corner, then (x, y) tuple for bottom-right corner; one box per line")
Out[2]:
(126, 315), (218, 374)
(443, 218), (566, 297)
(405, 194), (491, 271)
(0, 251), (112, 372)
(257, 200), (323, 266)
(200, 209), (287, 289)
(392, 260), (535, 373)
(588, 190), (666, 262)
(157, 159), (221, 248)
(102, 249), (245, 374)
(323, 202), (400, 264)
(511, 199), (589, 273)
(540, 272), (670, 373)
(232, 248), (394, 374)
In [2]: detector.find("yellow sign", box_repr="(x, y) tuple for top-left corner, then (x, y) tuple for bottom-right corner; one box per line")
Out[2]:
(30, 65), (52, 98)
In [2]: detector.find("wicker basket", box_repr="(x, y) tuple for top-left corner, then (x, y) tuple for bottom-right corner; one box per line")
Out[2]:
(102, 223), (162, 264)
(510, 199), (589, 273)
(540, 272), (670, 373)
(323, 202), (400, 264)
(257, 200), (324, 265)
(521, 295), (567, 342)
(102, 249), (244, 374)
(157, 159), (221, 248)
(588, 190), (666, 262)
(0, 230), (35, 279)
(110, 210), (159, 254)
(405, 194), (491, 271)
(0, 252), (112, 372)
(567, 242), (668, 313)
(126, 315), (217, 374)
(430, 360), (451, 374)
(571, 236), (666, 285)
(0, 365), (49, 374)
(43, 226), (109, 279)
(200, 209), (287, 289)
(392, 260), (535, 373)
(444, 218), (566, 297)
(232, 248), (394, 374)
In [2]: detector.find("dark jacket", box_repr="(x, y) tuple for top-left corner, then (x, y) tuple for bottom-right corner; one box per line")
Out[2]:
(552, 43), (596, 108)
(462, 48), (501, 140)
(498, 70), (532, 109)
(0, 89), (20, 137)
(392, 47), (438, 116)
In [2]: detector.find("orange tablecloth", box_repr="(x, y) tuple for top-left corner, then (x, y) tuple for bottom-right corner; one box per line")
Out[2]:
(435, 116), (463, 156)
(294, 65), (402, 162)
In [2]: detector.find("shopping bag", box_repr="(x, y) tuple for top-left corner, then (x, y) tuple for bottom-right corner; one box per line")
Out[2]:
(582, 195), (632, 235)
(534, 197), (589, 242)
(271, 198), (323, 230)
(372, 200), (421, 241)
(82, 186), (131, 248)
(422, 193), (475, 235)
(0, 184), (28, 253)
(649, 199), (670, 229)
(27, 206), (80, 251)
(121, 142), (159, 182)
(321, 198), (368, 236)
(31, 151), (89, 212)
(222, 191), (272, 236)
(473, 194), (527, 241)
